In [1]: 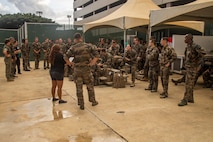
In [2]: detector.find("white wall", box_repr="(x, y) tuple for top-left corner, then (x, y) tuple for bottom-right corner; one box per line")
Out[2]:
(172, 35), (213, 55)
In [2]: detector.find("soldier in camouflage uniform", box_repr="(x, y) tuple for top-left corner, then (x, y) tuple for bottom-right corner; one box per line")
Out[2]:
(124, 44), (137, 87)
(178, 34), (205, 106)
(21, 39), (31, 71)
(65, 38), (73, 76)
(202, 57), (213, 88)
(3, 39), (14, 81)
(58, 38), (66, 53)
(65, 33), (99, 110)
(132, 37), (146, 72)
(41, 38), (50, 69)
(160, 37), (177, 98)
(97, 38), (108, 52)
(9, 37), (16, 77)
(99, 49), (112, 67)
(142, 46), (152, 81)
(32, 37), (41, 69)
(203, 67), (213, 88)
(108, 40), (122, 69)
(145, 38), (159, 92)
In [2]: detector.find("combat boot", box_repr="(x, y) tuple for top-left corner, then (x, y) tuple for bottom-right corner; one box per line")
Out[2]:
(178, 99), (188, 106)
(160, 92), (168, 98)
(92, 101), (98, 106)
(130, 82), (135, 87)
(7, 78), (14, 82)
(80, 105), (84, 110)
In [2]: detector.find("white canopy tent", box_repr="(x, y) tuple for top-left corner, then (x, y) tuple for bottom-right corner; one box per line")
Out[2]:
(83, 0), (160, 32)
(150, 0), (213, 27)
(83, 0), (160, 45)
(83, 0), (206, 45)
(160, 21), (204, 33)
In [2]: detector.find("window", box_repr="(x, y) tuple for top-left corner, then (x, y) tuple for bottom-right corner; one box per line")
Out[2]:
(95, 6), (107, 14)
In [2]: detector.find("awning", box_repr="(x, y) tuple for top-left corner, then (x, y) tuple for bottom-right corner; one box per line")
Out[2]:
(150, 0), (213, 27)
(83, 0), (160, 32)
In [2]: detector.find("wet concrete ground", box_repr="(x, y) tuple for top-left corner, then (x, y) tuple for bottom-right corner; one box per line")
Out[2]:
(0, 57), (213, 142)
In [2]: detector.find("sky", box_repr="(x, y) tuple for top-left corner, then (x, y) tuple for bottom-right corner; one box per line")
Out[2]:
(0, 0), (74, 24)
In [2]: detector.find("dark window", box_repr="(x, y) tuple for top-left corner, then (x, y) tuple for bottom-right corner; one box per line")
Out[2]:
(95, 6), (107, 14)
(159, 0), (196, 8)
(172, 0), (196, 6)
(84, 0), (93, 7)
(84, 12), (93, 18)
(109, 0), (127, 9)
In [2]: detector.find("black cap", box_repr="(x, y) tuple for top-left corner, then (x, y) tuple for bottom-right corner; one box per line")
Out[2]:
(5, 38), (10, 44)
(73, 33), (81, 39)
(185, 33), (193, 40)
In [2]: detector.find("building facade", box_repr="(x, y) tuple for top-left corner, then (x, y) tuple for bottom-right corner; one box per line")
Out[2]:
(73, 0), (195, 25)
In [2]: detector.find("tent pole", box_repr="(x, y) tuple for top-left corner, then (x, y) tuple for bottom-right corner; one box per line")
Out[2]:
(123, 16), (127, 52)
(148, 13), (152, 41)
(124, 29), (127, 48)
(147, 24), (152, 41)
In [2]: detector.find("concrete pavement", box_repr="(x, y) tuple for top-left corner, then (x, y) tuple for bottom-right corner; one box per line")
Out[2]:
(0, 57), (213, 142)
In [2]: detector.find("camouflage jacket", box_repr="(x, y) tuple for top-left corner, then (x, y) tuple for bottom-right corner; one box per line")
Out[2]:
(97, 43), (108, 49)
(100, 53), (112, 66)
(133, 43), (146, 58)
(160, 45), (177, 66)
(65, 42), (99, 67)
(3, 45), (12, 59)
(124, 49), (137, 65)
(42, 42), (50, 53)
(58, 43), (66, 54)
(108, 45), (120, 56)
(147, 46), (159, 67)
(66, 43), (72, 51)
(21, 43), (30, 55)
(184, 42), (204, 68)
(32, 42), (41, 54)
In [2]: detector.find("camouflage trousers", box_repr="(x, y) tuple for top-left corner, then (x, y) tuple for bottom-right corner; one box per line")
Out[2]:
(137, 58), (145, 71)
(22, 55), (29, 70)
(43, 54), (49, 69)
(203, 69), (213, 88)
(148, 65), (159, 90)
(34, 54), (40, 69)
(73, 67), (97, 106)
(64, 65), (69, 77)
(4, 57), (12, 79)
(11, 59), (16, 75)
(130, 64), (136, 83)
(160, 66), (170, 94)
(183, 67), (197, 101)
(143, 60), (149, 78)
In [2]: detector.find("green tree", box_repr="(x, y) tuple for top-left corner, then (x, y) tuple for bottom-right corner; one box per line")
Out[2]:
(0, 13), (54, 29)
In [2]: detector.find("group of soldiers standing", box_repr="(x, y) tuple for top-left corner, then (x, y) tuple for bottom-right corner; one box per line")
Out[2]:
(3, 33), (212, 108)
(85, 34), (211, 107)
(3, 37), (22, 81)
(22, 37), (73, 75)
(2, 36), (74, 82)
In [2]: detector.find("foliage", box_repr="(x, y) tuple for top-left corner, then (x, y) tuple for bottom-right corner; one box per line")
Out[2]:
(0, 13), (54, 29)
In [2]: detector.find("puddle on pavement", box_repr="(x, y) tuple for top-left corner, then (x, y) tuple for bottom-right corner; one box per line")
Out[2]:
(53, 109), (72, 120)
(13, 98), (73, 124)
(68, 133), (126, 142)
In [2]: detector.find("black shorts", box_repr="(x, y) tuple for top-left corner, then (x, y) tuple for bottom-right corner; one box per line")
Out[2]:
(50, 71), (64, 80)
